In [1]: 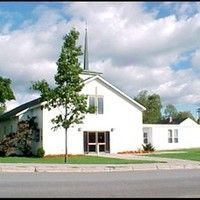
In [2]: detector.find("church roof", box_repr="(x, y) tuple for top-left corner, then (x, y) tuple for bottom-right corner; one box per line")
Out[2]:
(0, 74), (146, 121)
(0, 98), (42, 122)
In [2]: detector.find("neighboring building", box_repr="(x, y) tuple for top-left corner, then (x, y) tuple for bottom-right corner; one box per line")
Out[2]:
(143, 118), (200, 150)
(0, 70), (146, 155)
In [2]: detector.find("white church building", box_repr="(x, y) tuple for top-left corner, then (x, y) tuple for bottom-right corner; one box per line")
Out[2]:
(0, 28), (200, 156)
(0, 70), (146, 155)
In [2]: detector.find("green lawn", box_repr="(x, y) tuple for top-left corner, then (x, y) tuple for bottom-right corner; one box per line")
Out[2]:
(0, 155), (161, 164)
(146, 148), (200, 162)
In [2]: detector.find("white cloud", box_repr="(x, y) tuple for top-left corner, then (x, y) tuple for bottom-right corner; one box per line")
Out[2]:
(192, 49), (200, 71)
(1, 2), (200, 113)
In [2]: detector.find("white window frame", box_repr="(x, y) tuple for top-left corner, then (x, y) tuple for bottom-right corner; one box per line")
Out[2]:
(168, 129), (179, 143)
(88, 95), (104, 114)
(174, 129), (178, 143)
(143, 132), (148, 144)
(168, 129), (173, 143)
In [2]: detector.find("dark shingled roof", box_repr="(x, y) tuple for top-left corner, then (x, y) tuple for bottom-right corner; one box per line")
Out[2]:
(0, 97), (42, 122)
(159, 117), (187, 124)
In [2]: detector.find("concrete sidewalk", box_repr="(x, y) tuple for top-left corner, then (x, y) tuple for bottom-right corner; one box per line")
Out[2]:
(99, 153), (200, 165)
(0, 154), (200, 173)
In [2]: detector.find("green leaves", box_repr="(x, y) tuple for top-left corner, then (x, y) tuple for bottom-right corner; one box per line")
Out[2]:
(0, 77), (15, 114)
(135, 91), (197, 123)
(164, 104), (178, 118)
(32, 28), (90, 130)
(134, 90), (162, 124)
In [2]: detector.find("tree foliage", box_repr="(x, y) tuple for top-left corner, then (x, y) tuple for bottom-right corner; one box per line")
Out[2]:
(164, 104), (178, 118)
(0, 132), (17, 156)
(176, 111), (196, 121)
(134, 90), (162, 124)
(135, 90), (197, 123)
(0, 118), (38, 156)
(32, 28), (90, 130)
(16, 120), (35, 156)
(163, 104), (196, 122)
(0, 77), (15, 113)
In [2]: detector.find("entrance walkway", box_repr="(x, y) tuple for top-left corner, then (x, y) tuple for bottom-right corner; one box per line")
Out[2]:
(97, 153), (200, 165)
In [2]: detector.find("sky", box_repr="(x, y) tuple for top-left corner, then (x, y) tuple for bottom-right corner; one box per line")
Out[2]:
(1, 2), (200, 119)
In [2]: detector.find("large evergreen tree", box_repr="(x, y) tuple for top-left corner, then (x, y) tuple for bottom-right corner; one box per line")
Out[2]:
(0, 77), (15, 114)
(32, 28), (90, 163)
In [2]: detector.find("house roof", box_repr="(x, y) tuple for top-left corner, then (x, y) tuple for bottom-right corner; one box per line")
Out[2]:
(158, 117), (198, 125)
(0, 98), (42, 122)
(0, 74), (146, 121)
(159, 117), (187, 124)
(143, 117), (199, 127)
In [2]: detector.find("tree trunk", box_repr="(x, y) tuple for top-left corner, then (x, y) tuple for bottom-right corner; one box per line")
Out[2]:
(64, 127), (68, 163)
(64, 106), (68, 164)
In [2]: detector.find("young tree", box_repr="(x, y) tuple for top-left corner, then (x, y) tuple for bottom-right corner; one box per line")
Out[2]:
(0, 77), (15, 114)
(32, 28), (90, 163)
(134, 90), (162, 124)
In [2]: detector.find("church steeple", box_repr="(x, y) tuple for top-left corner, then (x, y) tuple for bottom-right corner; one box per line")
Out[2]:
(81, 22), (102, 78)
(83, 22), (89, 70)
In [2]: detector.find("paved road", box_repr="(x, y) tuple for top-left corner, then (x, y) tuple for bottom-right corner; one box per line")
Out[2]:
(0, 169), (200, 198)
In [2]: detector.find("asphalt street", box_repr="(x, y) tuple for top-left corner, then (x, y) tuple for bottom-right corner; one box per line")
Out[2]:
(0, 169), (200, 198)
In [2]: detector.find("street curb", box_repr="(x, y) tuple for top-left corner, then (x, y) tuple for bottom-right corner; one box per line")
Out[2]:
(0, 164), (200, 173)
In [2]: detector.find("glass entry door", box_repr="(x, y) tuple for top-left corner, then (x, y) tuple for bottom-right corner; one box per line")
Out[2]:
(88, 132), (96, 152)
(84, 131), (110, 153)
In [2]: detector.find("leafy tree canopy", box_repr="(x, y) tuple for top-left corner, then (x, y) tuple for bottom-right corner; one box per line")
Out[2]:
(135, 91), (197, 123)
(163, 104), (196, 122)
(0, 77), (15, 114)
(32, 28), (90, 130)
(164, 104), (178, 118)
(176, 111), (196, 122)
(134, 90), (162, 124)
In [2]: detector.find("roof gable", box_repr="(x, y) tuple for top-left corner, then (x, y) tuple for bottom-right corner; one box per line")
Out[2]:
(0, 74), (146, 121)
(84, 75), (146, 111)
(179, 117), (199, 126)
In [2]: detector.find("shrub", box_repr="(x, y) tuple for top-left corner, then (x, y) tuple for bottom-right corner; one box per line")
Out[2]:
(0, 150), (6, 157)
(142, 143), (155, 152)
(37, 147), (45, 158)
(0, 132), (18, 156)
(16, 129), (33, 157)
